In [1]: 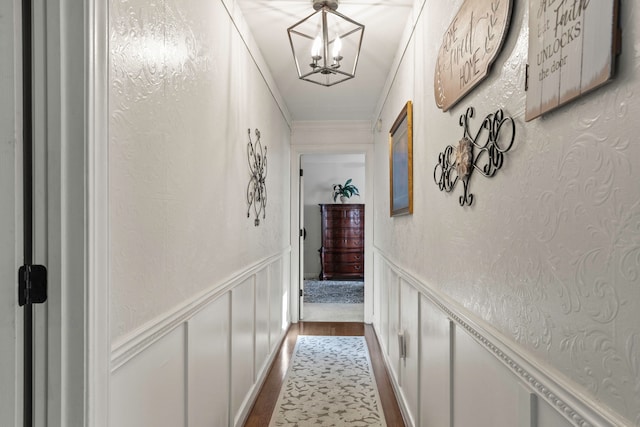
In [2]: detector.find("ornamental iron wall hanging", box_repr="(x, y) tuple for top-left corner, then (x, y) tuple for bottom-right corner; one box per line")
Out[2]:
(247, 128), (267, 226)
(434, 107), (515, 206)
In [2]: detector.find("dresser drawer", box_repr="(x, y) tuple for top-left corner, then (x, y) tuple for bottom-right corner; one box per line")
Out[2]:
(322, 216), (363, 228)
(321, 250), (364, 264)
(324, 227), (364, 239)
(321, 262), (364, 279)
(322, 205), (363, 218)
(321, 205), (363, 225)
(322, 238), (364, 249)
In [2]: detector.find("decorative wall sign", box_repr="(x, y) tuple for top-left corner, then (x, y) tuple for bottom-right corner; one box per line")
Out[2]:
(246, 128), (267, 226)
(434, 107), (515, 206)
(525, 0), (621, 121)
(434, 0), (513, 112)
(389, 101), (413, 216)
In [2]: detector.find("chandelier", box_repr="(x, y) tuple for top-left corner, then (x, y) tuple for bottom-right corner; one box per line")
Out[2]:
(287, 0), (365, 87)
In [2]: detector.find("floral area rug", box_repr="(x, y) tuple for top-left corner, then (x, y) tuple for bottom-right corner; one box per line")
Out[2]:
(303, 280), (364, 304)
(269, 336), (387, 427)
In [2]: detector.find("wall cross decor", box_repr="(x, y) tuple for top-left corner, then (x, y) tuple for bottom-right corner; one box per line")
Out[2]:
(433, 107), (515, 206)
(246, 128), (267, 226)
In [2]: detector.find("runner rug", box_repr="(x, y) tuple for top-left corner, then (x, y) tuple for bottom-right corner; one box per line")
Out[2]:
(303, 280), (364, 304)
(269, 335), (387, 427)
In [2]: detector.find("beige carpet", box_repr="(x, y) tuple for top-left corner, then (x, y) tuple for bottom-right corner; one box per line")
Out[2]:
(302, 303), (364, 322)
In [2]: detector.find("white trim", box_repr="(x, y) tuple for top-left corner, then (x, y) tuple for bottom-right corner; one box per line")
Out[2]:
(291, 120), (373, 133)
(289, 139), (375, 324)
(85, 0), (110, 425)
(111, 250), (290, 371)
(44, 0), (92, 424)
(374, 248), (631, 427)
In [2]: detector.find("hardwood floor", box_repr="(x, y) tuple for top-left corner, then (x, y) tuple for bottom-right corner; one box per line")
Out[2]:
(243, 322), (406, 427)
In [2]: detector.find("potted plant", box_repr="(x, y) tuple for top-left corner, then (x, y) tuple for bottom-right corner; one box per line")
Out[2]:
(332, 179), (360, 203)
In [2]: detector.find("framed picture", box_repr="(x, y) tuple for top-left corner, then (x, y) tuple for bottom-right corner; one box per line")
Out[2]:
(389, 100), (413, 216)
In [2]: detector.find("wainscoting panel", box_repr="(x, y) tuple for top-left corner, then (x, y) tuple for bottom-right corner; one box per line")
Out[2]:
(373, 251), (617, 427)
(110, 252), (290, 427)
(269, 259), (286, 353)
(231, 276), (256, 424)
(399, 279), (420, 425)
(187, 293), (230, 427)
(255, 268), (270, 380)
(518, 386), (538, 427)
(387, 271), (401, 382)
(419, 295), (451, 427)
(453, 325), (520, 427)
(111, 326), (187, 427)
(538, 396), (573, 427)
(375, 253), (391, 357)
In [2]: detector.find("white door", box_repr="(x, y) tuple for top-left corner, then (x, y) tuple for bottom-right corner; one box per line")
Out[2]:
(0, 1), (23, 424)
(0, 1), (103, 425)
(299, 167), (305, 319)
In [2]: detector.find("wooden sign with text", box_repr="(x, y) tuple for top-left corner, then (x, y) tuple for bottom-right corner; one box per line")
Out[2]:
(525, 0), (620, 121)
(434, 0), (513, 112)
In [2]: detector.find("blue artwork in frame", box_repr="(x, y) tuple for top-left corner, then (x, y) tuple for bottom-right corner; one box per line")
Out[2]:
(389, 101), (413, 216)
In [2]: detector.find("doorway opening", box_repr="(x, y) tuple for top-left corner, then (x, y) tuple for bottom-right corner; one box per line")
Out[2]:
(300, 153), (365, 322)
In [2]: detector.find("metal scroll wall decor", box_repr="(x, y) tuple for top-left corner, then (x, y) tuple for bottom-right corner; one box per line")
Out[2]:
(433, 107), (515, 206)
(247, 128), (267, 226)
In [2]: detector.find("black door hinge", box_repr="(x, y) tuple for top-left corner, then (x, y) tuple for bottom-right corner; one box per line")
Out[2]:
(18, 264), (47, 306)
(299, 289), (303, 297)
(525, 64), (529, 91)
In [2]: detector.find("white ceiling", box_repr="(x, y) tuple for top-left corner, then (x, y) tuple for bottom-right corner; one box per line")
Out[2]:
(235, 0), (414, 122)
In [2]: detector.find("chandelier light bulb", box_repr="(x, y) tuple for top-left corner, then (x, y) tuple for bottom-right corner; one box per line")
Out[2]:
(311, 35), (322, 58)
(332, 35), (342, 59)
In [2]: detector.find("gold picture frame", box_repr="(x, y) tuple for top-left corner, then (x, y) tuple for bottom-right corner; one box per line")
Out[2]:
(389, 100), (413, 216)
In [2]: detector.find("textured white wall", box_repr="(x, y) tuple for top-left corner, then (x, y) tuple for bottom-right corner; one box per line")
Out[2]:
(303, 154), (366, 204)
(374, 0), (640, 425)
(109, 0), (291, 341)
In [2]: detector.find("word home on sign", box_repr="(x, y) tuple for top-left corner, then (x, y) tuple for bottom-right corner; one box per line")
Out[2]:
(434, 0), (513, 112)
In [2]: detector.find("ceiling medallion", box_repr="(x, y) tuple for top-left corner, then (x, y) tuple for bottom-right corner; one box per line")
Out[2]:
(287, 0), (365, 87)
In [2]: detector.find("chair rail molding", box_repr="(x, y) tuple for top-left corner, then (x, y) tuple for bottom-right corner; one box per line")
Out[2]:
(111, 249), (290, 371)
(373, 247), (630, 427)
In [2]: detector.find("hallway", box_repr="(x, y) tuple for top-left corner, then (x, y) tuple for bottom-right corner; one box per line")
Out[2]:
(244, 322), (405, 427)
(2, 0), (637, 425)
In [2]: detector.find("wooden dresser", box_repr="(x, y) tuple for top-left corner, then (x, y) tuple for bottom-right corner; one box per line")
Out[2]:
(319, 204), (364, 280)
